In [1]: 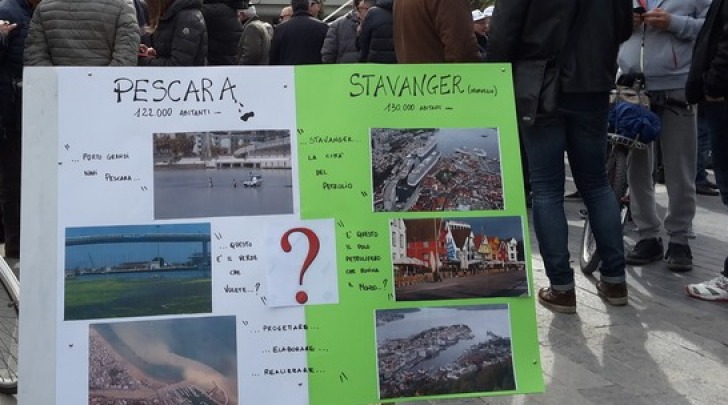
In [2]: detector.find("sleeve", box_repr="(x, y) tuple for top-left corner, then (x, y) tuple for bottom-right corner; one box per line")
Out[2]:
(616, 0), (634, 43)
(239, 24), (264, 65)
(703, 1), (728, 98)
(435, 0), (480, 62)
(146, 9), (206, 66)
(0, 31), (7, 58)
(486, 0), (530, 62)
(668, 0), (711, 41)
(111, 0), (141, 66)
(321, 19), (339, 63)
(358, 13), (373, 62)
(269, 28), (282, 65)
(23, 8), (54, 66)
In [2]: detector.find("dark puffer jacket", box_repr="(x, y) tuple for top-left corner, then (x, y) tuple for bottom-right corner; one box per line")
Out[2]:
(141, 0), (208, 66)
(202, 0), (243, 65)
(358, 0), (396, 63)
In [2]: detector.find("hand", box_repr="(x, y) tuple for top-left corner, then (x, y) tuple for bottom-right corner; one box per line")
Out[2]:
(643, 8), (671, 30)
(0, 20), (17, 36)
(632, 13), (643, 30)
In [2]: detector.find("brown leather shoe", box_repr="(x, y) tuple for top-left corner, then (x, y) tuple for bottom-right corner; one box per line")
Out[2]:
(596, 281), (628, 306)
(538, 287), (576, 313)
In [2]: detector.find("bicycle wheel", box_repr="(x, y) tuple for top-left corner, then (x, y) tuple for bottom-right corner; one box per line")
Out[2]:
(579, 145), (630, 274)
(0, 258), (19, 394)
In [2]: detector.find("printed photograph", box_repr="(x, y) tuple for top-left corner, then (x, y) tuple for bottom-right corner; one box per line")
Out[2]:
(390, 216), (527, 301)
(154, 130), (293, 219)
(376, 305), (515, 399)
(89, 316), (238, 405)
(371, 128), (503, 212)
(64, 223), (212, 320)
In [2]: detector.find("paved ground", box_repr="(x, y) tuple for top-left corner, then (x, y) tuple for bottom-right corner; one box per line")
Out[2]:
(2, 173), (726, 405)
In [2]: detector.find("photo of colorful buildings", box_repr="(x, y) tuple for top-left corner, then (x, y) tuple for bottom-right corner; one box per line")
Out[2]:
(390, 217), (528, 301)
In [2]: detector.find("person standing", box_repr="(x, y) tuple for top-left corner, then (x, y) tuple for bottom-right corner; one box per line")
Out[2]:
(393, 0), (480, 63)
(202, 0), (243, 65)
(618, 0), (710, 272)
(138, 0), (208, 66)
(269, 0), (328, 65)
(278, 5), (293, 24)
(488, 0), (633, 313)
(321, 0), (373, 63)
(471, 9), (488, 61)
(685, 0), (728, 301)
(0, 0), (40, 269)
(358, 0), (396, 63)
(237, 5), (272, 65)
(24, 0), (139, 66)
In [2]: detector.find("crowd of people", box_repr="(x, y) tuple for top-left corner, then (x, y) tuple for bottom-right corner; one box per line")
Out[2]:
(1, 0), (727, 306)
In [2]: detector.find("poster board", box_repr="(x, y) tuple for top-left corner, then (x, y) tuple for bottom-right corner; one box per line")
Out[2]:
(20, 64), (543, 404)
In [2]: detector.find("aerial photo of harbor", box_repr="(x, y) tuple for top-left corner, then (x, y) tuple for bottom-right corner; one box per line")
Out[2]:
(376, 305), (515, 399)
(153, 130), (293, 219)
(89, 316), (238, 405)
(64, 223), (212, 320)
(371, 128), (503, 212)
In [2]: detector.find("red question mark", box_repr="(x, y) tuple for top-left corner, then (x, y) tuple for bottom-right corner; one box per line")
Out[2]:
(280, 227), (320, 304)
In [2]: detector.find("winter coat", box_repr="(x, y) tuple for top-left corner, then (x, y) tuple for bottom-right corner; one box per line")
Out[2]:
(269, 10), (328, 65)
(488, 0), (633, 94)
(358, 0), (396, 63)
(24, 0), (140, 66)
(140, 0), (207, 66)
(393, 0), (479, 63)
(238, 16), (271, 65)
(0, 0), (33, 129)
(617, 0), (710, 91)
(321, 9), (360, 63)
(686, 0), (728, 102)
(202, 0), (243, 65)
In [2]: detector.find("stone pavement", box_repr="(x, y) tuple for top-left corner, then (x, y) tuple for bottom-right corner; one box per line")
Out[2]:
(1, 177), (726, 405)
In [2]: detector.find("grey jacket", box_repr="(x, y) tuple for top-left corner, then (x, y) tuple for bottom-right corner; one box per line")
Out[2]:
(24, 0), (139, 66)
(617, 0), (710, 91)
(321, 9), (360, 63)
(237, 17), (272, 65)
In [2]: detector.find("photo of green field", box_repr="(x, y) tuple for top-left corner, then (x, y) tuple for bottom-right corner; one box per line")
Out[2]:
(64, 223), (212, 320)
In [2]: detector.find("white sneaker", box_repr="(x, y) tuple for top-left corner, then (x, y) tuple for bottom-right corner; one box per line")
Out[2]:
(686, 275), (728, 301)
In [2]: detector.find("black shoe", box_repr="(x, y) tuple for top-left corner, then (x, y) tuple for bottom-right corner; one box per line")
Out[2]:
(626, 237), (663, 265)
(665, 243), (692, 272)
(706, 180), (719, 190)
(596, 281), (628, 306)
(696, 184), (719, 196)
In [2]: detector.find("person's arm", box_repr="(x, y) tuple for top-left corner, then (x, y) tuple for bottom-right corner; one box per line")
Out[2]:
(23, 8), (53, 66)
(240, 24), (264, 65)
(321, 19), (340, 63)
(486, 0), (529, 62)
(111, 1), (141, 66)
(269, 28), (282, 65)
(703, 1), (728, 100)
(435, 0), (480, 62)
(358, 12), (373, 62)
(146, 9), (205, 66)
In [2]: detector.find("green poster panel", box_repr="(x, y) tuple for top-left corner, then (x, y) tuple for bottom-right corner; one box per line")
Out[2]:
(295, 64), (543, 404)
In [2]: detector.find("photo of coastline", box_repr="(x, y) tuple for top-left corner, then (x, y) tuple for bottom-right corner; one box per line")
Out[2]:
(153, 130), (293, 219)
(390, 216), (527, 301)
(64, 223), (212, 320)
(376, 305), (515, 399)
(89, 316), (238, 405)
(371, 128), (503, 212)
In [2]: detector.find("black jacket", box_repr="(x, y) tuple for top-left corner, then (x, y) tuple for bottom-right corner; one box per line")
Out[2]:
(0, 0), (33, 129)
(141, 0), (208, 66)
(269, 11), (328, 65)
(202, 0), (243, 65)
(686, 0), (728, 103)
(358, 0), (396, 63)
(488, 0), (632, 94)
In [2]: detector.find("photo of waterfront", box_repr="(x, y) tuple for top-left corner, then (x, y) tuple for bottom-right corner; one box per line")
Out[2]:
(153, 130), (293, 219)
(376, 305), (515, 399)
(64, 223), (212, 320)
(371, 128), (503, 212)
(390, 216), (528, 301)
(89, 316), (238, 405)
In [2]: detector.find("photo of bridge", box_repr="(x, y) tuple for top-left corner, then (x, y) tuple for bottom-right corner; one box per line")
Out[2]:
(64, 223), (212, 320)
(153, 130), (294, 219)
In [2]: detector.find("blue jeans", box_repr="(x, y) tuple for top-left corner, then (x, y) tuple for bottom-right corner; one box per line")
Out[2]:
(700, 101), (728, 277)
(523, 93), (626, 290)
